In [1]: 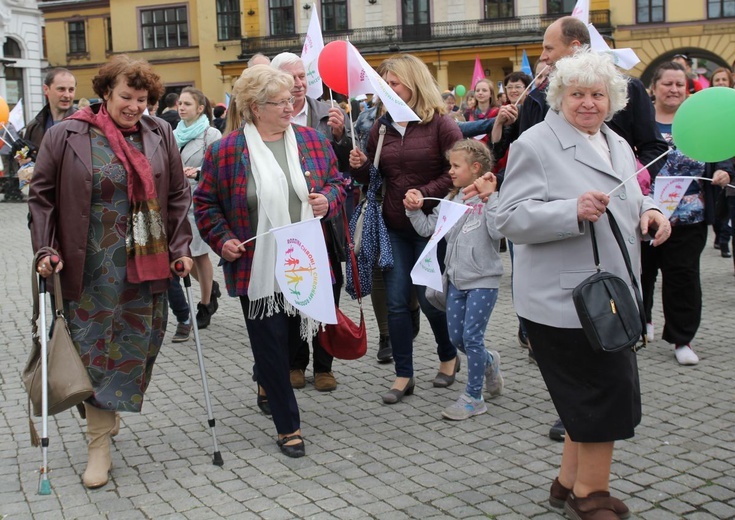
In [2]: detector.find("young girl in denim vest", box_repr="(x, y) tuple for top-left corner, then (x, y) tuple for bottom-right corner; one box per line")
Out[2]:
(404, 139), (505, 420)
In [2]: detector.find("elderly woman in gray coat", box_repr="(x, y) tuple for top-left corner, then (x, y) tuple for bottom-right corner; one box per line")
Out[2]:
(496, 50), (671, 520)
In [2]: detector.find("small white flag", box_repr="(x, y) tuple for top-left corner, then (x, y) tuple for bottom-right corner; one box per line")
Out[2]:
(347, 42), (420, 123)
(272, 218), (337, 324)
(301, 3), (325, 100)
(588, 24), (640, 70)
(410, 200), (469, 291)
(652, 176), (695, 219)
(571, 0), (590, 24)
(9, 99), (24, 132)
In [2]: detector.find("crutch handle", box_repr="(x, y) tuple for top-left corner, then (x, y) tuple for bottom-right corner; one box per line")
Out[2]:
(174, 261), (192, 287)
(38, 255), (60, 293)
(49, 255), (60, 267)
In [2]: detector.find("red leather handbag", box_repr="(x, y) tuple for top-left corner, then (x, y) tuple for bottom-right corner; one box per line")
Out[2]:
(318, 211), (367, 360)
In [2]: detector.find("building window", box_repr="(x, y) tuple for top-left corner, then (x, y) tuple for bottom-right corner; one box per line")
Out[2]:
(484, 0), (514, 19)
(217, 0), (241, 41)
(68, 20), (86, 54)
(106, 17), (113, 52)
(322, 0), (347, 31)
(141, 6), (189, 49)
(636, 0), (665, 23)
(708, 0), (735, 18)
(269, 0), (295, 36)
(547, 0), (575, 13)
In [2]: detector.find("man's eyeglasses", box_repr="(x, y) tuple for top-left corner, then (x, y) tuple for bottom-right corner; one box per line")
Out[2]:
(264, 96), (295, 108)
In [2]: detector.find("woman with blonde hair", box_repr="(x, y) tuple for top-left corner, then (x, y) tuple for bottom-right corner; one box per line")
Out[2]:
(194, 65), (345, 457)
(349, 54), (463, 404)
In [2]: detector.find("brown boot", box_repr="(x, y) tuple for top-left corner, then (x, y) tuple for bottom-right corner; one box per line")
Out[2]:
(82, 403), (116, 489)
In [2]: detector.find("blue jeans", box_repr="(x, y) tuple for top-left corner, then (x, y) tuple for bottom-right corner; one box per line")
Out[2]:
(446, 282), (498, 399)
(168, 277), (189, 323)
(384, 228), (455, 378)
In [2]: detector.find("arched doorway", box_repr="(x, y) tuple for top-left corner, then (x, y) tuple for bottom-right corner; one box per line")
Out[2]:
(3, 38), (23, 110)
(640, 49), (729, 88)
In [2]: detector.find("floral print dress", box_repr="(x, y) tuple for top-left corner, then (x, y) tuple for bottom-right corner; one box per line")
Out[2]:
(67, 128), (168, 412)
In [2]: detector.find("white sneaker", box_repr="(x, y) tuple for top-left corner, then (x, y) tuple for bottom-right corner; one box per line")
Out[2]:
(675, 344), (699, 365)
(441, 394), (487, 421)
(646, 322), (654, 342)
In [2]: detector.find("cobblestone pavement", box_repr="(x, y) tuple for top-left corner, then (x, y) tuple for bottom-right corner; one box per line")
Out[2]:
(0, 200), (733, 520)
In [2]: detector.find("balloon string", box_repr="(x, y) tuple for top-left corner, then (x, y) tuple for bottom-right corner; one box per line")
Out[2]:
(606, 149), (671, 196)
(515, 65), (550, 107)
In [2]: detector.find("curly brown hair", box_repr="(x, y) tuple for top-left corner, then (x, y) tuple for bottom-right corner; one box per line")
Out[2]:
(92, 55), (164, 106)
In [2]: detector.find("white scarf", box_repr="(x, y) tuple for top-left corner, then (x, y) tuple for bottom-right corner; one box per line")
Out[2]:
(244, 123), (317, 336)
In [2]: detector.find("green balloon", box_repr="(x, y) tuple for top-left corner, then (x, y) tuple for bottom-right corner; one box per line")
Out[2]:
(672, 87), (735, 162)
(455, 84), (467, 97)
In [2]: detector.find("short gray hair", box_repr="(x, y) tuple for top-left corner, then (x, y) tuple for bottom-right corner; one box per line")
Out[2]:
(271, 52), (303, 71)
(547, 49), (629, 121)
(233, 65), (294, 124)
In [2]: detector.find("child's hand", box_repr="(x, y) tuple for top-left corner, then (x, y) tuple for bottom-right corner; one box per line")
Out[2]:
(465, 172), (496, 202)
(403, 188), (424, 211)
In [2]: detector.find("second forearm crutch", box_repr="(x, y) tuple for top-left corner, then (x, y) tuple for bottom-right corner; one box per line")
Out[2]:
(175, 262), (223, 466)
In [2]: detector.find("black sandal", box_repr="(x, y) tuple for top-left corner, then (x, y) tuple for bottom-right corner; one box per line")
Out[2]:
(276, 434), (305, 458)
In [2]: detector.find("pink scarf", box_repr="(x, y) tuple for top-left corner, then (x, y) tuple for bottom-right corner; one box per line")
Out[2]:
(71, 104), (170, 283)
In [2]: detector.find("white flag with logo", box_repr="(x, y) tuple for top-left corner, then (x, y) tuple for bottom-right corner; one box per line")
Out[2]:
(272, 218), (337, 324)
(347, 42), (419, 123)
(652, 176), (695, 220)
(571, 0), (590, 23)
(9, 99), (25, 132)
(411, 200), (469, 291)
(301, 3), (325, 100)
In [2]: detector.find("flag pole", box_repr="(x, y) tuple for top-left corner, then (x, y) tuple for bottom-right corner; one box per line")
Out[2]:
(345, 40), (358, 150)
(515, 65), (550, 107)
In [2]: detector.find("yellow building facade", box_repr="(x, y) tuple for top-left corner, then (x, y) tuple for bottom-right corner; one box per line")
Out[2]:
(38, 0), (735, 105)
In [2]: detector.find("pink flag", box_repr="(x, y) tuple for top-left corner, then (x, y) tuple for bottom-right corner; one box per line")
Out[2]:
(471, 56), (485, 90)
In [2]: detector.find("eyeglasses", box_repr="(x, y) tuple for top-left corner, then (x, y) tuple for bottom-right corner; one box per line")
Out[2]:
(505, 85), (526, 91)
(673, 54), (691, 63)
(263, 96), (295, 108)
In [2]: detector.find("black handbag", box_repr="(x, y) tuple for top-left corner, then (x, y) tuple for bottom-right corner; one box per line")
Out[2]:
(572, 210), (647, 353)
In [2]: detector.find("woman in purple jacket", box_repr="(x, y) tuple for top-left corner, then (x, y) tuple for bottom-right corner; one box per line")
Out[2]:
(350, 54), (463, 404)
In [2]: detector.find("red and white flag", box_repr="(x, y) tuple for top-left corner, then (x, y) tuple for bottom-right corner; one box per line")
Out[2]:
(571, 0), (590, 24)
(301, 3), (325, 99)
(347, 42), (419, 123)
(410, 200), (469, 291)
(272, 218), (337, 324)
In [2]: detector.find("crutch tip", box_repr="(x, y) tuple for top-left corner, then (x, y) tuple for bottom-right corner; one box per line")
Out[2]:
(213, 452), (224, 466)
(39, 479), (52, 495)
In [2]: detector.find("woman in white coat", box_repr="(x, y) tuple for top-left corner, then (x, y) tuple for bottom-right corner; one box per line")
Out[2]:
(496, 50), (671, 520)
(175, 87), (222, 328)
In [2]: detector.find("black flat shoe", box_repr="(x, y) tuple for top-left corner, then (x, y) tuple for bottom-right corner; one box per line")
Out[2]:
(256, 385), (271, 416)
(277, 434), (305, 458)
(382, 377), (415, 404)
(210, 281), (221, 313)
(433, 356), (460, 388)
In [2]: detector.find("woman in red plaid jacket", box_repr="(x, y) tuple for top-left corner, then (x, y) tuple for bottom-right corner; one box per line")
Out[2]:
(194, 66), (346, 458)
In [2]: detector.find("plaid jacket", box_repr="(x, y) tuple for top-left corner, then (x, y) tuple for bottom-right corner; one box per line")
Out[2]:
(194, 125), (346, 297)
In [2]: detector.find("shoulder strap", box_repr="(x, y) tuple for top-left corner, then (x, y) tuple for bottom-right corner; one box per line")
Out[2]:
(342, 209), (363, 305)
(593, 210), (648, 349)
(374, 125), (386, 169)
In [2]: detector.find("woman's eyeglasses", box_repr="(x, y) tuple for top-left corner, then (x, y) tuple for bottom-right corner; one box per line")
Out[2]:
(264, 96), (296, 108)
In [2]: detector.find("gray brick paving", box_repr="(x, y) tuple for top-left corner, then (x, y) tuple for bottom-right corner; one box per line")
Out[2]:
(0, 199), (734, 519)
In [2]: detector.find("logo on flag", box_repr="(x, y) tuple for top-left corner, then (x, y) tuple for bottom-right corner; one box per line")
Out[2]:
(301, 3), (325, 99)
(411, 200), (469, 291)
(653, 176), (695, 220)
(272, 218), (337, 324)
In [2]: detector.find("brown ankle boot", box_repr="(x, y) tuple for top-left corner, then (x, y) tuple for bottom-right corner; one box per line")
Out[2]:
(82, 403), (116, 489)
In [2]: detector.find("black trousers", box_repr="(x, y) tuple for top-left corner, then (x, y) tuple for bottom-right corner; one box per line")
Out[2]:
(240, 297), (300, 435)
(641, 222), (706, 345)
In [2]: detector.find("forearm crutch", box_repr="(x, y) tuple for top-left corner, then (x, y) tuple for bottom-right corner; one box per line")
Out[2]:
(175, 262), (223, 466)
